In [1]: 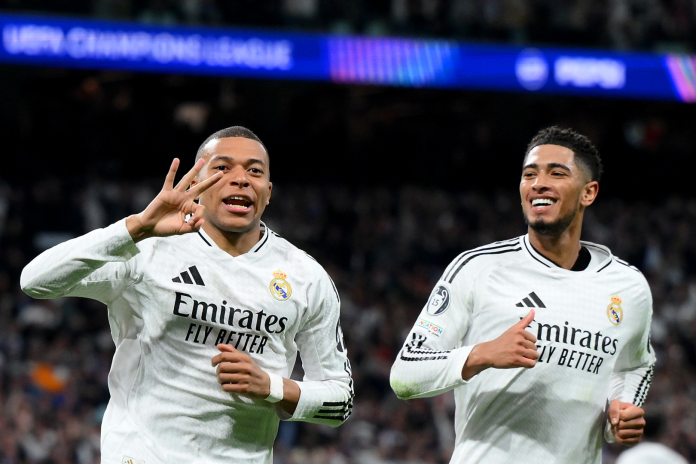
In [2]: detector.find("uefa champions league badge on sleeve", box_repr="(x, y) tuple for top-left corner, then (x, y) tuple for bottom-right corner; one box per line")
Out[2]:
(426, 284), (451, 316)
(270, 270), (292, 301)
(607, 295), (623, 325)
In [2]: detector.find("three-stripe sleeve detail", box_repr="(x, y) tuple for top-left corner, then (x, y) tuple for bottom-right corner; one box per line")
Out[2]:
(399, 333), (451, 362)
(632, 365), (654, 407)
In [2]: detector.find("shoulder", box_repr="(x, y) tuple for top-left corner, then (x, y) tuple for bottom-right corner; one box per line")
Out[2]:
(440, 236), (525, 285)
(136, 232), (200, 255)
(268, 229), (338, 293)
(587, 240), (652, 298)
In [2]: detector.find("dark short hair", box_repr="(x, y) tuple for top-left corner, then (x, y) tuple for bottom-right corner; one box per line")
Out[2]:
(525, 126), (603, 182)
(195, 126), (268, 161)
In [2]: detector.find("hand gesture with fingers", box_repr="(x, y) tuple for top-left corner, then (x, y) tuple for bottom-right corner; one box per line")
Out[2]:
(608, 399), (645, 445)
(211, 344), (271, 399)
(126, 158), (222, 242)
(462, 309), (539, 380)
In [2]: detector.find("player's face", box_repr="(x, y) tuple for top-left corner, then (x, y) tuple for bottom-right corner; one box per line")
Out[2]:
(193, 137), (272, 234)
(520, 144), (597, 237)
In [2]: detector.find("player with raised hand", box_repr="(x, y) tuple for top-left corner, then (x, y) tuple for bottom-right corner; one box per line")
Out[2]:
(390, 126), (655, 464)
(21, 126), (353, 464)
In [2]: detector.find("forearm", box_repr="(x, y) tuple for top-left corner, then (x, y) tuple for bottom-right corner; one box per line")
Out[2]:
(461, 343), (491, 380)
(284, 377), (353, 427)
(20, 219), (138, 299)
(125, 214), (153, 243)
(390, 344), (473, 400)
(278, 378), (300, 415)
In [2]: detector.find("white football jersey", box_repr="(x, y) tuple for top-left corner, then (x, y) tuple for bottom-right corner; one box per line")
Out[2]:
(21, 220), (353, 464)
(390, 235), (655, 464)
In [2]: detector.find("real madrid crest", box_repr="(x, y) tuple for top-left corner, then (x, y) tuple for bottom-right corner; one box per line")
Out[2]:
(607, 295), (623, 325)
(270, 270), (292, 301)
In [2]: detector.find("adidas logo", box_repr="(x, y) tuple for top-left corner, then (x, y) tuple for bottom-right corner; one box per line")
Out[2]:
(172, 266), (205, 286)
(515, 291), (546, 308)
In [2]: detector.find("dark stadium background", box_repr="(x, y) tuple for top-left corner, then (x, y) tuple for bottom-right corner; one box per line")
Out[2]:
(1, 2), (696, 463)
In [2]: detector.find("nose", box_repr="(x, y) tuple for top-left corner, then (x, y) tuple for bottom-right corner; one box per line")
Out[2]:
(229, 166), (249, 188)
(531, 172), (551, 191)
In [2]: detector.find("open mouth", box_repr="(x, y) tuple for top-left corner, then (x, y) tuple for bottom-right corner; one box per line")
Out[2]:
(531, 198), (557, 211)
(223, 196), (253, 212)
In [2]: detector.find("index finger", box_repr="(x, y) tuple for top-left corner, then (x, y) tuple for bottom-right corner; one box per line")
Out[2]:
(188, 171), (223, 198)
(211, 351), (243, 367)
(619, 405), (644, 421)
(174, 158), (206, 192)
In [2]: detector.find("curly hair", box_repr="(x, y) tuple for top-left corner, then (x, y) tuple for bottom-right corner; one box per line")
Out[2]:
(525, 126), (603, 182)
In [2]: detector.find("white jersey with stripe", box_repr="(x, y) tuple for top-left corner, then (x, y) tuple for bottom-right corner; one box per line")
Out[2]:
(20, 220), (353, 464)
(390, 235), (655, 464)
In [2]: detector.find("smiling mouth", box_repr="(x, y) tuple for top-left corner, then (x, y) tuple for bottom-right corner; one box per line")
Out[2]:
(531, 198), (557, 211)
(223, 196), (253, 212)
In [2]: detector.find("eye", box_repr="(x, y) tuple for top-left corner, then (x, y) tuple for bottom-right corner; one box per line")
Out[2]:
(523, 171), (535, 178)
(214, 165), (228, 172)
(249, 167), (263, 174)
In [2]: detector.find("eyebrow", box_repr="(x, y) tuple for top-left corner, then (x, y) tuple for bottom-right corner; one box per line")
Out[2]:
(522, 162), (571, 171)
(210, 155), (267, 165)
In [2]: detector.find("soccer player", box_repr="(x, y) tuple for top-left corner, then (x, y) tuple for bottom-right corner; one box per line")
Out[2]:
(21, 127), (353, 464)
(390, 126), (655, 463)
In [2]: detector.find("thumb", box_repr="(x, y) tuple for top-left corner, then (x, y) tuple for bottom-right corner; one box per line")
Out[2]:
(517, 309), (535, 327)
(608, 399), (621, 425)
(217, 343), (237, 353)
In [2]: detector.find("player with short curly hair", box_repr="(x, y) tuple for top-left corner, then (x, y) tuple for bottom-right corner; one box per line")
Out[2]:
(391, 126), (654, 464)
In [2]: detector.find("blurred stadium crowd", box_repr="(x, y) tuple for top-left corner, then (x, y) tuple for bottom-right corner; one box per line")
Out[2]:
(2, 0), (696, 51)
(2, 171), (696, 463)
(0, 71), (693, 463)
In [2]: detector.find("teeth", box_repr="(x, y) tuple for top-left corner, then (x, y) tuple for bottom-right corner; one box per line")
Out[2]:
(532, 199), (555, 206)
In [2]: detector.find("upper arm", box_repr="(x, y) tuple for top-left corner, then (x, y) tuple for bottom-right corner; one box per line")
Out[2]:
(295, 272), (351, 382)
(406, 264), (476, 352)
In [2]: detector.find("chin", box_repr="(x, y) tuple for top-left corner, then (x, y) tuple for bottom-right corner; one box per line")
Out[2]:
(217, 217), (259, 234)
(526, 214), (575, 237)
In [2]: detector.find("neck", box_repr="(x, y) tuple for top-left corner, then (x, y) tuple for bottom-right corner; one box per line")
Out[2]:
(201, 221), (263, 257)
(528, 215), (584, 270)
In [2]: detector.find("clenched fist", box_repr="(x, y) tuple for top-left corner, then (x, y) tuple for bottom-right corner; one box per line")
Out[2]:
(211, 344), (272, 398)
(608, 399), (645, 446)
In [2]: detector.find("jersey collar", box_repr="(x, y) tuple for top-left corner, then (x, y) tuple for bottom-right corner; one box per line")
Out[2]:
(195, 222), (273, 256)
(522, 234), (613, 273)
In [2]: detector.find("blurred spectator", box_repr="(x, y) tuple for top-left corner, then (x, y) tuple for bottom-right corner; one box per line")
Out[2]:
(2, 0), (696, 51)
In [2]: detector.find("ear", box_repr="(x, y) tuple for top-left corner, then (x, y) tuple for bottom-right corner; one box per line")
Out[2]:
(580, 181), (599, 207)
(189, 178), (200, 200)
(266, 182), (273, 205)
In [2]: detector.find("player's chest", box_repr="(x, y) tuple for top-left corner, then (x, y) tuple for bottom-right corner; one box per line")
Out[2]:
(136, 255), (307, 348)
(469, 269), (640, 374)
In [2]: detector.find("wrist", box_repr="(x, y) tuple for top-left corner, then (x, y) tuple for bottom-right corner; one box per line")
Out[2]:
(264, 372), (284, 403)
(462, 343), (490, 380)
(125, 215), (152, 243)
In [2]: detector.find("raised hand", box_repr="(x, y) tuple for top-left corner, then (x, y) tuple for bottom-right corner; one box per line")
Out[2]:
(608, 399), (645, 445)
(126, 158), (222, 242)
(462, 309), (539, 380)
(211, 344), (272, 398)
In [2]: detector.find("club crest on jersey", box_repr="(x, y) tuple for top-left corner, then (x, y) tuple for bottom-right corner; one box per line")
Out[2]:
(270, 270), (292, 301)
(426, 285), (451, 316)
(607, 296), (623, 325)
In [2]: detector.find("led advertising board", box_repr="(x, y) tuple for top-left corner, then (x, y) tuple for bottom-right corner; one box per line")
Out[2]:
(1, 13), (694, 102)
